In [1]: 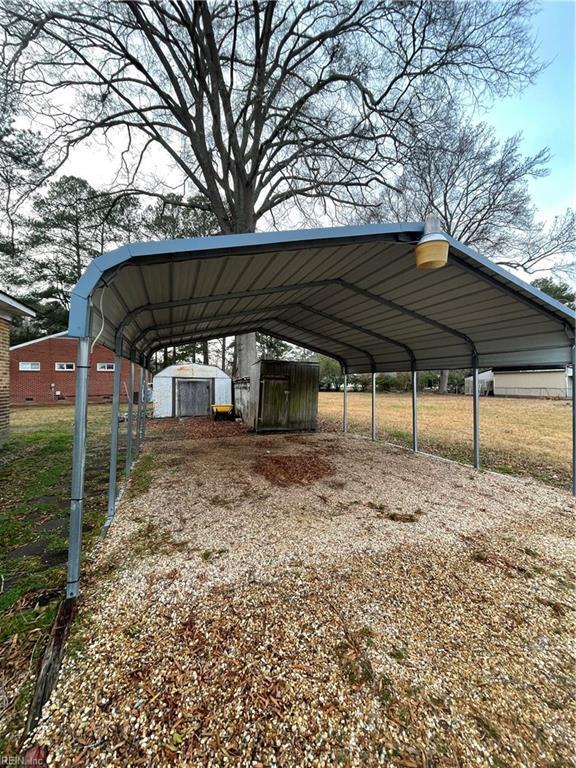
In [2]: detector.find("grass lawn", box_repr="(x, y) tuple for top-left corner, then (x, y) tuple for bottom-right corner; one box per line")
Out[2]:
(318, 392), (573, 490)
(0, 404), (126, 752)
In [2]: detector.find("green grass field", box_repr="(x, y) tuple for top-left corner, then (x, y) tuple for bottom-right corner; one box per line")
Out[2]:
(0, 404), (123, 751)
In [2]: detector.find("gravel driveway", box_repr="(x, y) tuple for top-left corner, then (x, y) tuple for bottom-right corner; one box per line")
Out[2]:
(30, 421), (575, 767)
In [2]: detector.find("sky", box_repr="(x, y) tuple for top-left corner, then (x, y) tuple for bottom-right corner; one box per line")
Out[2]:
(64, 1), (575, 226)
(480, 0), (575, 220)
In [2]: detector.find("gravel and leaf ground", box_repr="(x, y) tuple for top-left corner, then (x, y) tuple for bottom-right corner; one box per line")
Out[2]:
(27, 418), (575, 767)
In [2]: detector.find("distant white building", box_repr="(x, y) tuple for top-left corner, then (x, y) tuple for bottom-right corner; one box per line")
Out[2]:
(464, 370), (494, 396)
(153, 363), (232, 418)
(465, 367), (573, 399)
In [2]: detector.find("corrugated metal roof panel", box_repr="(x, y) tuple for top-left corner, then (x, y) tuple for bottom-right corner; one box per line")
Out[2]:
(68, 223), (574, 373)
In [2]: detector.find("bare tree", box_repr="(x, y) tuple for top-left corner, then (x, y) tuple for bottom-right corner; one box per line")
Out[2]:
(369, 110), (575, 392)
(377, 112), (541, 250)
(375, 110), (575, 273)
(2, 0), (542, 374)
(498, 209), (576, 275)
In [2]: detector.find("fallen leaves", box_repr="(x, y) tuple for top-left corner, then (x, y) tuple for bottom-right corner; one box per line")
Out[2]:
(147, 417), (248, 441)
(252, 454), (334, 486)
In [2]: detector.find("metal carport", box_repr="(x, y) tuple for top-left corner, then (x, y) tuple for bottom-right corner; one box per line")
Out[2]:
(65, 222), (576, 597)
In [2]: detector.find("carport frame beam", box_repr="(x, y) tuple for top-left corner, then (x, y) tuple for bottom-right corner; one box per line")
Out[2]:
(412, 370), (418, 452)
(66, 337), (90, 600)
(343, 373), (348, 433)
(140, 370), (149, 444)
(124, 362), (135, 478)
(473, 365), (481, 469)
(371, 372), (377, 440)
(135, 366), (145, 455)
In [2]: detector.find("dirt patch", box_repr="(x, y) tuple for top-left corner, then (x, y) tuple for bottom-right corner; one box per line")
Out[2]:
(14, 589), (61, 611)
(385, 511), (422, 523)
(6, 541), (48, 560)
(38, 518), (67, 534)
(252, 453), (334, 486)
(40, 549), (68, 569)
(6, 542), (68, 570)
(31, 495), (58, 506)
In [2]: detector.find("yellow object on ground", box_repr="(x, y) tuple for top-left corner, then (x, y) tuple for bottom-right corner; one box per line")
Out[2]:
(211, 404), (234, 414)
(211, 404), (235, 420)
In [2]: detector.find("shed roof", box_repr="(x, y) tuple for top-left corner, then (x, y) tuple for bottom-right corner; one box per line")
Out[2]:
(68, 223), (575, 373)
(0, 290), (35, 320)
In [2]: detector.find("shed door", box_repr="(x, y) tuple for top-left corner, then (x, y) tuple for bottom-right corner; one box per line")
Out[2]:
(259, 377), (290, 428)
(176, 379), (211, 417)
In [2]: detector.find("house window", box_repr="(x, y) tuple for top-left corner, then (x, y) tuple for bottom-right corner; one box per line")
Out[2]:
(55, 362), (75, 371)
(96, 362), (115, 372)
(19, 362), (41, 371)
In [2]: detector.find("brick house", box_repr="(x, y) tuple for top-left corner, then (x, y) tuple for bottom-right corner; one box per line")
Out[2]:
(10, 332), (140, 405)
(1, 290), (36, 444)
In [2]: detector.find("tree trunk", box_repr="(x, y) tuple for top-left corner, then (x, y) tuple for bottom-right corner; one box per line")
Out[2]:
(439, 369), (449, 394)
(228, 214), (258, 379)
(234, 333), (257, 378)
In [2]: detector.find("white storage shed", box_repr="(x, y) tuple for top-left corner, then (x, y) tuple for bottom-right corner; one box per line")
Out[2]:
(153, 363), (232, 418)
(464, 369), (494, 396)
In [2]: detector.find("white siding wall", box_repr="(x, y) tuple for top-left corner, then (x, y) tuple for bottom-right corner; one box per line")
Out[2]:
(214, 377), (232, 404)
(153, 375), (173, 418)
(494, 369), (568, 398)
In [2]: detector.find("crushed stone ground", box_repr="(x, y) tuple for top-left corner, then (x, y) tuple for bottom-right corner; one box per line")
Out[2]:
(29, 421), (575, 767)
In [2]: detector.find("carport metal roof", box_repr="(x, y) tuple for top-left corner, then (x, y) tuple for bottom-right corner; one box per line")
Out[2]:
(68, 222), (575, 372)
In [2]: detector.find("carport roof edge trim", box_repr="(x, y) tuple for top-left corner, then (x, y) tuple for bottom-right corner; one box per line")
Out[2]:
(67, 222), (575, 364)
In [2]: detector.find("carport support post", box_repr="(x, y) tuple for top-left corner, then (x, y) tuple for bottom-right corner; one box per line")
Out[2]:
(107, 353), (122, 522)
(343, 373), (348, 433)
(371, 372), (377, 440)
(135, 366), (145, 455)
(124, 362), (135, 477)
(66, 337), (90, 599)
(472, 363), (481, 469)
(411, 369), (418, 452)
(140, 370), (149, 443)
